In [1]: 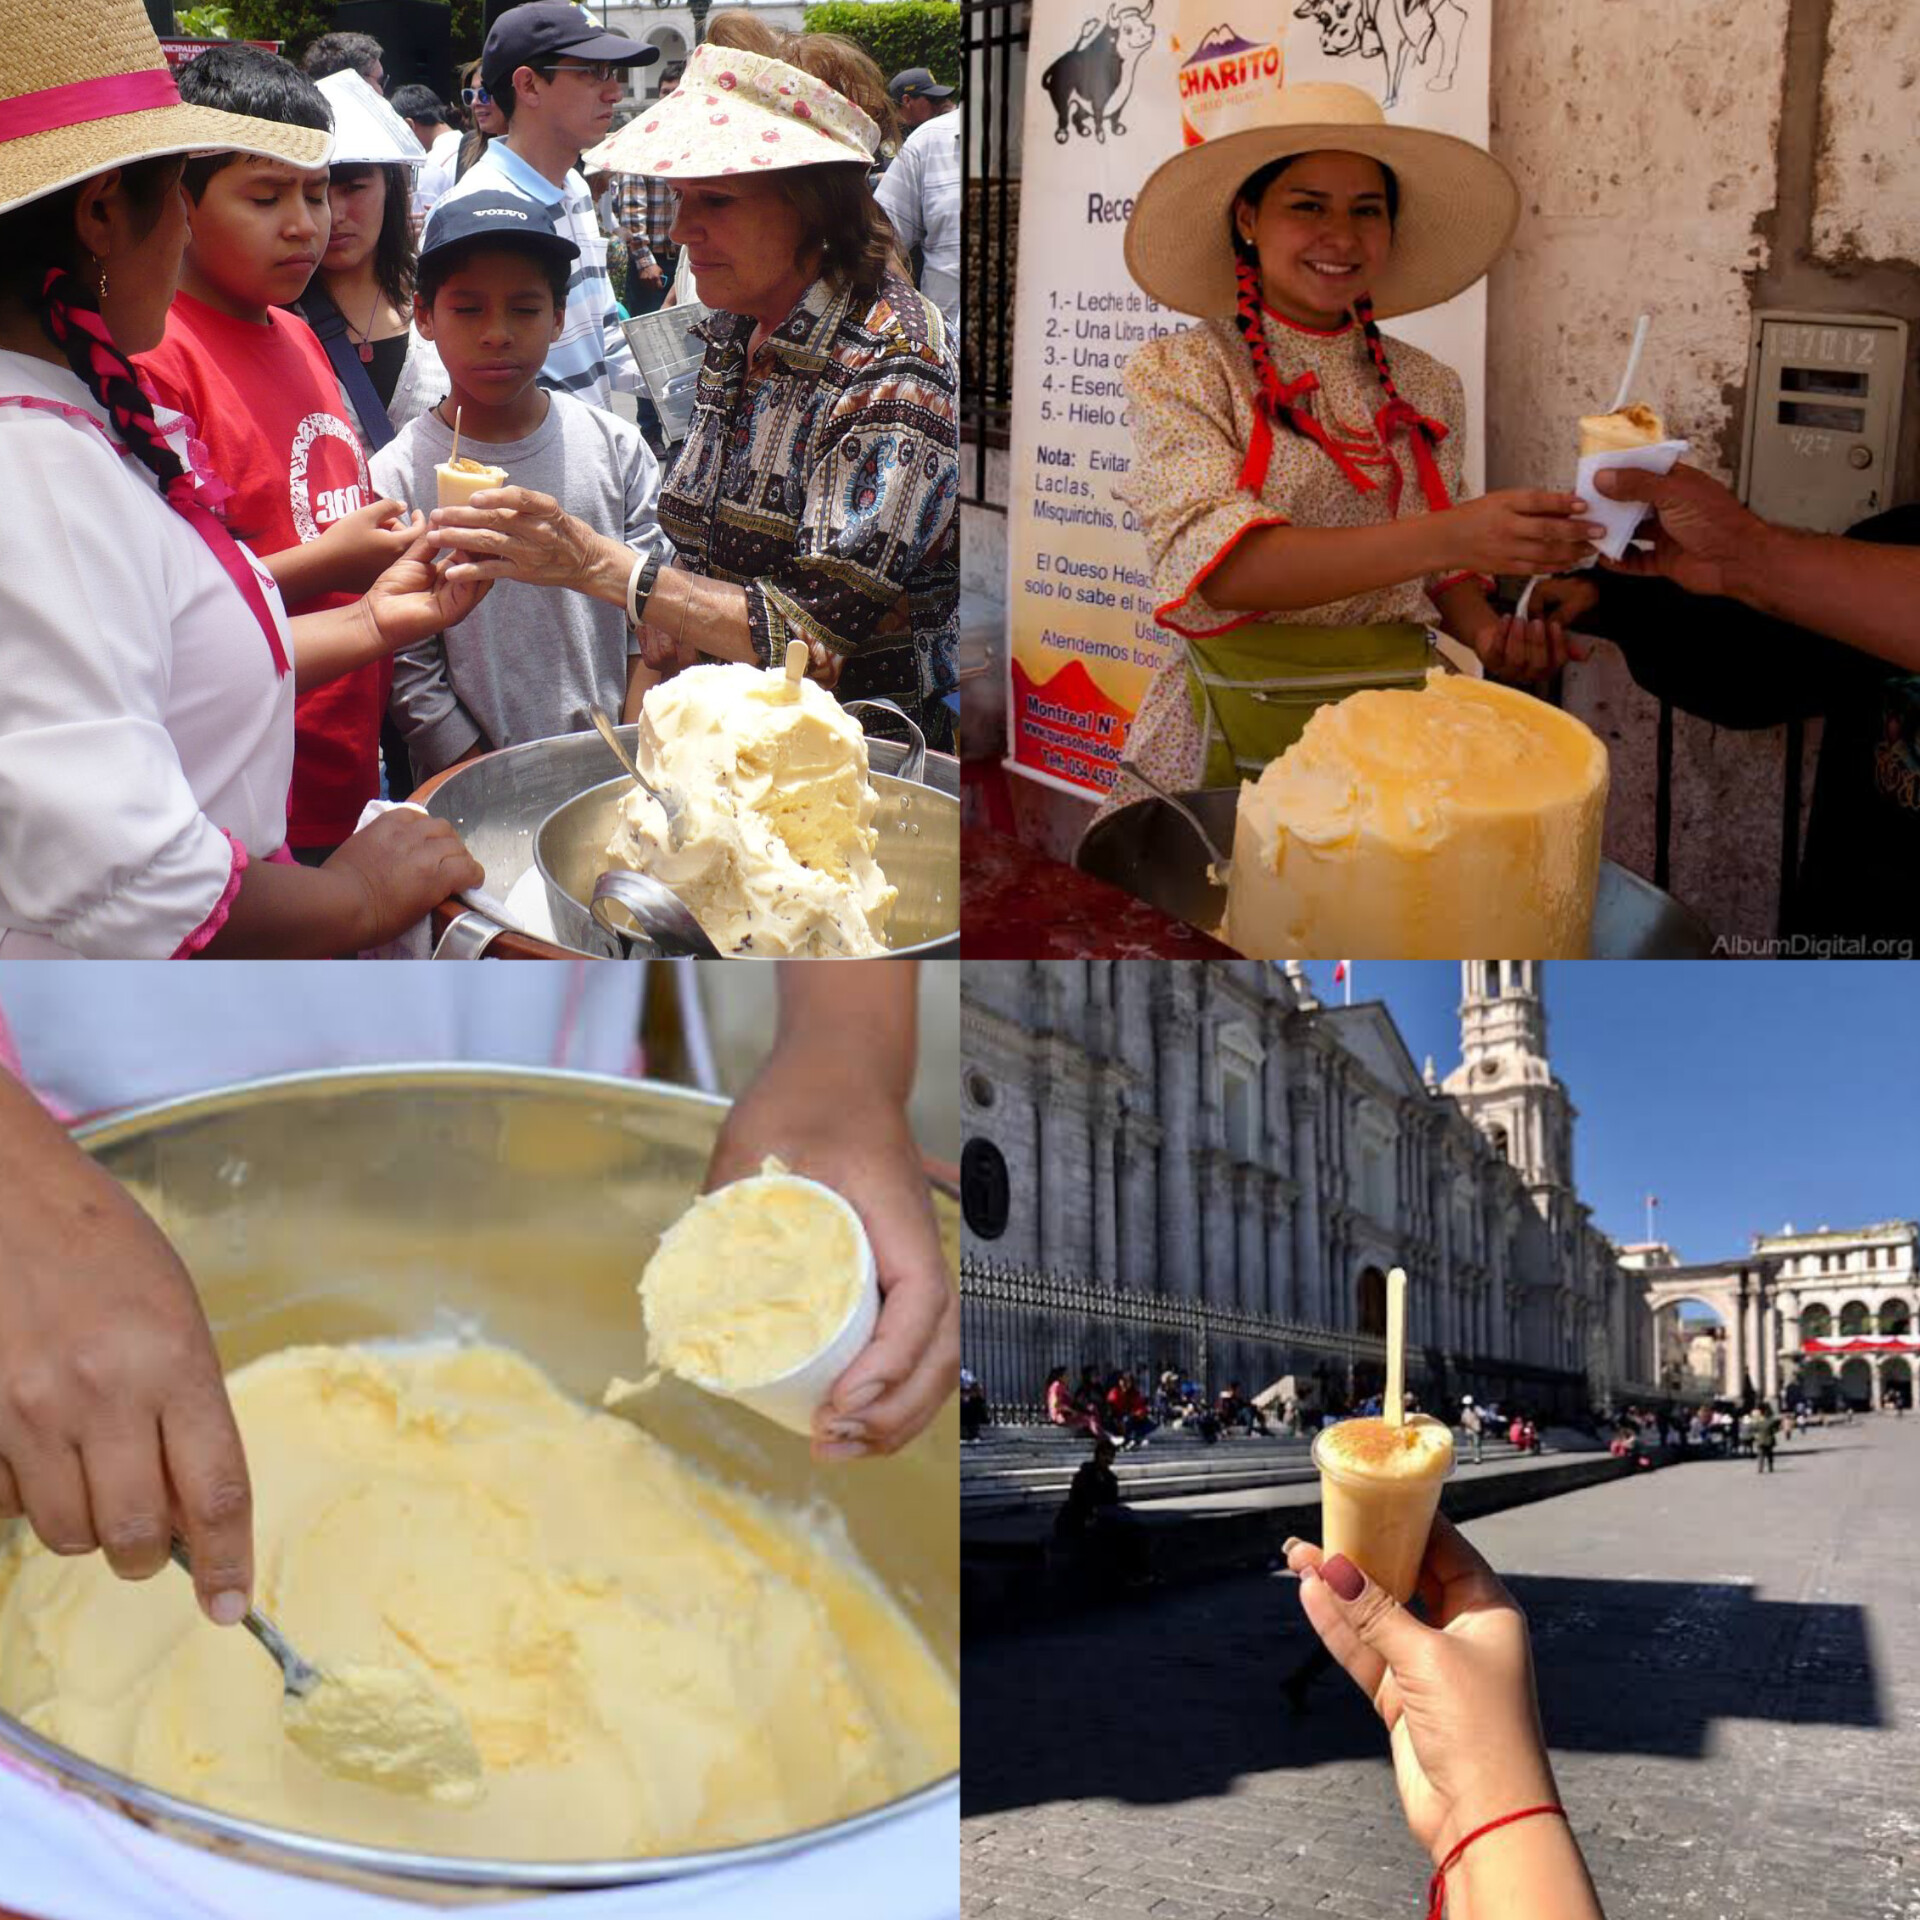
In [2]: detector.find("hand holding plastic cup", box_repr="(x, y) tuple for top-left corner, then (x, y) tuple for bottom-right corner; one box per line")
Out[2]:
(1312, 1266), (1455, 1600)
(638, 1157), (879, 1435)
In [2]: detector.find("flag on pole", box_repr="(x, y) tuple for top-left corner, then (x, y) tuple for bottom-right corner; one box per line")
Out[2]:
(1333, 960), (1351, 1006)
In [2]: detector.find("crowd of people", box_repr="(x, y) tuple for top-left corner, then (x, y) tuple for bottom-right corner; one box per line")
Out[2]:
(0, 0), (962, 956)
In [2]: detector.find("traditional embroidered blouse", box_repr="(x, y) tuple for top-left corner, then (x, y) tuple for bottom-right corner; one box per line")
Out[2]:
(658, 267), (959, 752)
(1098, 309), (1477, 810)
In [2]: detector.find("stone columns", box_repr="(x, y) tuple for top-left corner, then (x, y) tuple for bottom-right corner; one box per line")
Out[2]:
(1091, 1085), (1118, 1286)
(1156, 993), (1197, 1302)
(1234, 1165), (1265, 1314)
(1762, 1297), (1781, 1404)
(1266, 1185), (1292, 1320)
(1291, 1086), (1323, 1326)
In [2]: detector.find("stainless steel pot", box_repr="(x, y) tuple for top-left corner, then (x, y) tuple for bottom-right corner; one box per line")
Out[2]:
(1076, 790), (1716, 959)
(539, 772), (959, 959)
(0, 1068), (957, 1904)
(422, 725), (960, 959)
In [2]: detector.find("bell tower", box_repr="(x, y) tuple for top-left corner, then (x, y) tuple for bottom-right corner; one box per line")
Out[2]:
(1443, 962), (1572, 1192)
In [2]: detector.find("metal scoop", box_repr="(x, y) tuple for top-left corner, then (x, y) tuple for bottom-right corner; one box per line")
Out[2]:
(169, 1537), (485, 1804)
(169, 1536), (321, 1699)
(1124, 759), (1233, 871)
(589, 705), (687, 852)
(590, 867), (721, 957)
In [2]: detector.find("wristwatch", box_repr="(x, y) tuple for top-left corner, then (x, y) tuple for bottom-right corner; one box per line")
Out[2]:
(627, 549), (663, 629)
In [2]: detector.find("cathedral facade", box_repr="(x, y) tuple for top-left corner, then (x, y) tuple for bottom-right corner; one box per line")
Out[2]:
(959, 961), (1659, 1421)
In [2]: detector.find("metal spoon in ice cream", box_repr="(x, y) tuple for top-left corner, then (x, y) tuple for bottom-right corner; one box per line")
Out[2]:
(589, 703), (687, 851)
(168, 1538), (484, 1805)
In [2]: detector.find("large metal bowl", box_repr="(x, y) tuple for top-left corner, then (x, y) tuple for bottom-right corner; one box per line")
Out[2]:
(0, 1067), (957, 1904)
(537, 771), (958, 958)
(1077, 790), (1716, 959)
(423, 726), (960, 959)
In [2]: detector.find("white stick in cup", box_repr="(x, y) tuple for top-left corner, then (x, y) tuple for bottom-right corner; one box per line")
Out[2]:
(1385, 1264), (1407, 1427)
(637, 1156), (879, 1436)
(782, 637), (807, 700)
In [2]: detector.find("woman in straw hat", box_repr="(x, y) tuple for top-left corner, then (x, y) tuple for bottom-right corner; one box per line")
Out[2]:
(1108, 82), (1608, 806)
(425, 39), (959, 751)
(0, 0), (488, 955)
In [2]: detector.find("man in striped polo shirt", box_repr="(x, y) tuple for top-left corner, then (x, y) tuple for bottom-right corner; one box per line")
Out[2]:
(438, 2), (656, 410)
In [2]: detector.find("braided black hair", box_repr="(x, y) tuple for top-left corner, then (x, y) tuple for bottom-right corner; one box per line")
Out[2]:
(0, 159), (192, 501)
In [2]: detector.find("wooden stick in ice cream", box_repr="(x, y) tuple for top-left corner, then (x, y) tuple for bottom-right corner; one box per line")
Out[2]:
(449, 404), (462, 468)
(1385, 1265), (1407, 1427)
(782, 637), (807, 700)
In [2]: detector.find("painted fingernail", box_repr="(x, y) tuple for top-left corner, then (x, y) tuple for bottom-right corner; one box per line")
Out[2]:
(208, 1589), (248, 1627)
(818, 1441), (868, 1461)
(1322, 1555), (1365, 1601)
(823, 1419), (867, 1443)
(838, 1380), (887, 1415)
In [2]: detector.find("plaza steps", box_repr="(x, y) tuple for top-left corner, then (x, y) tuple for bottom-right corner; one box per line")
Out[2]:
(962, 1430), (1645, 1635)
(960, 1422), (1531, 1514)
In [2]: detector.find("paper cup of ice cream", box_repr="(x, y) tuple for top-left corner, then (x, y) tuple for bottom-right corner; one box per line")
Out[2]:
(1572, 406), (1688, 564)
(639, 1156), (880, 1435)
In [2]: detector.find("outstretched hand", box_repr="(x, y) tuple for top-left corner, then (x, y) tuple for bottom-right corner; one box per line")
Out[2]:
(365, 531), (495, 649)
(1283, 1517), (1560, 1866)
(1596, 464), (1760, 599)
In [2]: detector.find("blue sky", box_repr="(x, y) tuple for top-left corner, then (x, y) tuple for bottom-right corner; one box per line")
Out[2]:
(1297, 963), (1919, 1276)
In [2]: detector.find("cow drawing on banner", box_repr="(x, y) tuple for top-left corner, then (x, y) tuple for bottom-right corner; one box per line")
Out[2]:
(1041, 1), (1157, 144)
(1293, 0), (1467, 108)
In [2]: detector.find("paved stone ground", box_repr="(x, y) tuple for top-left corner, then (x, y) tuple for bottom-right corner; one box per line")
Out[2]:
(963, 1414), (1920, 1920)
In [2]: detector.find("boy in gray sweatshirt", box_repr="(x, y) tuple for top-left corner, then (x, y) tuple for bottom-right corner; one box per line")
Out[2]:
(370, 193), (671, 779)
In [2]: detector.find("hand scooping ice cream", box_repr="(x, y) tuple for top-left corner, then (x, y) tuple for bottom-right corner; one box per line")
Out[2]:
(626, 1155), (880, 1435)
(169, 1536), (483, 1805)
(603, 649), (897, 956)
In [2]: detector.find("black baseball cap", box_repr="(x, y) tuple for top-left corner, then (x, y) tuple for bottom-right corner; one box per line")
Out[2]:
(482, 3), (658, 94)
(888, 67), (955, 104)
(420, 191), (581, 267)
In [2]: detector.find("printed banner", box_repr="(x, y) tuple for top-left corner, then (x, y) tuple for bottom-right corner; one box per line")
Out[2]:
(159, 38), (283, 71)
(1006, 0), (1493, 796)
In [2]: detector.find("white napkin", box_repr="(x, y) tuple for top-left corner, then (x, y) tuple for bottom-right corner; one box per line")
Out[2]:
(1573, 439), (1691, 564)
(0, 1749), (957, 1920)
(350, 800), (434, 961)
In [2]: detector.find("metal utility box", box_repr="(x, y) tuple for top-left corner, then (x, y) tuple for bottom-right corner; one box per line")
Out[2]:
(1738, 311), (1908, 533)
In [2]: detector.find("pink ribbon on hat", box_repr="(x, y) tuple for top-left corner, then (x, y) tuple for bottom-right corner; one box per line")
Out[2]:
(0, 68), (180, 144)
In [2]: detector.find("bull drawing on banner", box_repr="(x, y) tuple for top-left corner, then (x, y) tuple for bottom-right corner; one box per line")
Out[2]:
(1042, 1), (1157, 144)
(1292, 0), (1467, 108)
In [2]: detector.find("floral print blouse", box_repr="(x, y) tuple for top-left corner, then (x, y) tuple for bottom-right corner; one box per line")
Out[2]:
(658, 267), (959, 751)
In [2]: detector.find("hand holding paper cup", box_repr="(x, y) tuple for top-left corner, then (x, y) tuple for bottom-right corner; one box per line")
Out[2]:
(1574, 402), (1690, 564)
(638, 1155), (879, 1435)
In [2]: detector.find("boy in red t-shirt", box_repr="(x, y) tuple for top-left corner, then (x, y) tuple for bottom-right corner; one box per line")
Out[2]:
(136, 46), (422, 854)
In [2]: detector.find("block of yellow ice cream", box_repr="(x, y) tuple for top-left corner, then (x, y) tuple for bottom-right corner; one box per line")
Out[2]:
(640, 1157), (878, 1433)
(0, 1343), (954, 1861)
(1576, 402), (1665, 458)
(434, 455), (509, 510)
(1221, 672), (1609, 959)
(606, 662), (896, 956)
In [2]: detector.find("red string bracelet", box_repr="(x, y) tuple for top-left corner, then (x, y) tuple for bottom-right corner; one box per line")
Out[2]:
(1425, 1804), (1567, 1919)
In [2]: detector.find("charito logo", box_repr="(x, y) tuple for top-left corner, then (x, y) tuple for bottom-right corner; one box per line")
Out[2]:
(1175, 20), (1282, 144)
(1042, 1), (1157, 146)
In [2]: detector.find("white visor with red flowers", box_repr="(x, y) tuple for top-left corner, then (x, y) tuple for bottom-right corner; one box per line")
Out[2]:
(590, 43), (878, 180)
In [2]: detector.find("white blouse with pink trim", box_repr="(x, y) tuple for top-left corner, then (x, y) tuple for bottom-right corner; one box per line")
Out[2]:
(0, 351), (295, 958)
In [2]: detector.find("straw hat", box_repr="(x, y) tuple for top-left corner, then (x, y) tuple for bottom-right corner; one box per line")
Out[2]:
(590, 42), (876, 180)
(315, 69), (425, 169)
(0, 0), (331, 216)
(1124, 82), (1518, 321)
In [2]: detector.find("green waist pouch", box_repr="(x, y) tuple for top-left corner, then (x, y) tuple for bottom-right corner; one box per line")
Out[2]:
(1185, 621), (1433, 788)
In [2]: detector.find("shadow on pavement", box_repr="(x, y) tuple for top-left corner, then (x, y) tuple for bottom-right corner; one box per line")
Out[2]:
(960, 1568), (1883, 1818)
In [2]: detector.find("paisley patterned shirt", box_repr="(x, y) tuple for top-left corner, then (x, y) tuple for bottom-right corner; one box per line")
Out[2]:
(658, 267), (959, 751)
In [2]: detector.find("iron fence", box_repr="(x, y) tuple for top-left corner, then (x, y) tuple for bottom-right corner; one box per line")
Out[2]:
(961, 0), (1025, 509)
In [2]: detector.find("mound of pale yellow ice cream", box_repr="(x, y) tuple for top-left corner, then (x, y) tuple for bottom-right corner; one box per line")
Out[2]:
(1221, 672), (1609, 959)
(606, 662), (896, 956)
(0, 1343), (954, 1860)
(1577, 402), (1665, 457)
(641, 1160), (868, 1389)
